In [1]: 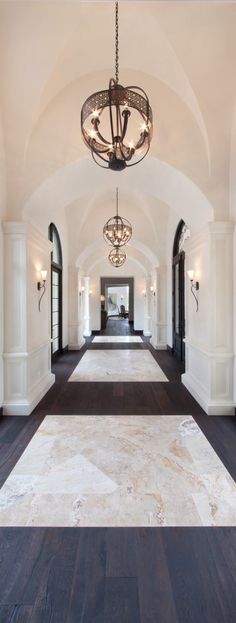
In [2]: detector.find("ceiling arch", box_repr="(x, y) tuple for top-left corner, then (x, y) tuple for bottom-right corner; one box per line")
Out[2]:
(75, 238), (158, 272)
(24, 156), (214, 234)
(29, 3), (210, 168)
(87, 254), (148, 277)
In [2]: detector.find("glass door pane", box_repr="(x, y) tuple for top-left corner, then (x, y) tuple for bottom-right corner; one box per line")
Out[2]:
(51, 268), (60, 355)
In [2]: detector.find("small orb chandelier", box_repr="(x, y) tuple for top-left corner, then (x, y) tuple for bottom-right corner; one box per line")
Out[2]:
(108, 246), (126, 268)
(81, 2), (153, 171)
(103, 188), (132, 247)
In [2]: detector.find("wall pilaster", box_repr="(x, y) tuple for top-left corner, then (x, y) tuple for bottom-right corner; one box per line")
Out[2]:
(182, 221), (235, 415)
(3, 222), (55, 415)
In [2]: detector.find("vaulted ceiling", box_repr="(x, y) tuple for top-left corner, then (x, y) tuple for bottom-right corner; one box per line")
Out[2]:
(0, 1), (235, 270)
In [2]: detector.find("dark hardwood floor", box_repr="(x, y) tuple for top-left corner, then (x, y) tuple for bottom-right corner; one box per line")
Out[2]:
(0, 334), (236, 622)
(0, 528), (236, 622)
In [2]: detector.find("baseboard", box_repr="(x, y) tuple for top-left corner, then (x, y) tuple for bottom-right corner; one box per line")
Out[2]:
(3, 372), (55, 416)
(68, 338), (85, 351)
(143, 331), (152, 337)
(182, 371), (235, 416)
(150, 337), (167, 350)
(167, 344), (173, 353)
(62, 345), (68, 354)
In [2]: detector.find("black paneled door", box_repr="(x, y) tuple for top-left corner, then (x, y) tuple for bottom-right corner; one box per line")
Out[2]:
(51, 266), (62, 356)
(173, 251), (185, 362)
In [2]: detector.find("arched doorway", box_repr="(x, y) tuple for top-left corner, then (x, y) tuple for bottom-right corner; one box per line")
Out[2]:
(172, 220), (190, 363)
(49, 223), (63, 358)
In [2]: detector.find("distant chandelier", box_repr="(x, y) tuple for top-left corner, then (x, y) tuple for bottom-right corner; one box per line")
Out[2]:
(108, 245), (126, 268)
(103, 188), (132, 247)
(81, 2), (153, 171)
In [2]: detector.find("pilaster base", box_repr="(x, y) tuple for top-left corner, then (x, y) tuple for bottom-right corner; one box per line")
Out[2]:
(3, 371), (55, 416)
(182, 371), (235, 416)
(150, 337), (167, 350)
(68, 338), (85, 351)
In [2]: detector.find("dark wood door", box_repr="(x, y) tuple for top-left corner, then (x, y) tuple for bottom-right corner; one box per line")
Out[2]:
(173, 252), (185, 362)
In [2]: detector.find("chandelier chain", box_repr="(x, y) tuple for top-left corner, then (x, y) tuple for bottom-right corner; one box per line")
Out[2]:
(115, 1), (119, 84)
(116, 187), (118, 217)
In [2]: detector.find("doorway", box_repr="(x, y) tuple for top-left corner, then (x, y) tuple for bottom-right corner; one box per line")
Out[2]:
(172, 220), (190, 363)
(100, 277), (134, 334)
(49, 223), (63, 358)
(106, 285), (129, 318)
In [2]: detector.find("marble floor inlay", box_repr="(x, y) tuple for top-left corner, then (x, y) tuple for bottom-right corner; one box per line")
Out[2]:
(92, 336), (143, 343)
(68, 350), (168, 382)
(0, 415), (236, 527)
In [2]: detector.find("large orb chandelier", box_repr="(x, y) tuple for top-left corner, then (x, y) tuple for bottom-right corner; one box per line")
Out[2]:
(81, 2), (153, 171)
(108, 246), (126, 268)
(103, 188), (132, 247)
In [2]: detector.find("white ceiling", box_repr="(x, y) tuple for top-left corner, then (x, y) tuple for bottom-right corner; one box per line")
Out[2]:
(0, 1), (235, 269)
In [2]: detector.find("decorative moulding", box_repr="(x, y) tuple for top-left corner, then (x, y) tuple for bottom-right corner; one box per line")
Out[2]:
(3, 371), (55, 416)
(3, 222), (52, 253)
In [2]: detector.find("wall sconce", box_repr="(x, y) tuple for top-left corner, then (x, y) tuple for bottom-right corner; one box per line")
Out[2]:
(150, 285), (155, 296)
(89, 289), (93, 295)
(37, 270), (47, 311)
(142, 289), (146, 297)
(100, 294), (105, 310)
(187, 269), (199, 311)
(79, 286), (85, 296)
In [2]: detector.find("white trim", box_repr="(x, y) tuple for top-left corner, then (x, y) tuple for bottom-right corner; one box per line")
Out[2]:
(3, 372), (55, 416)
(184, 337), (234, 359)
(182, 371), (235, 416)
(68, 338), (85, 351)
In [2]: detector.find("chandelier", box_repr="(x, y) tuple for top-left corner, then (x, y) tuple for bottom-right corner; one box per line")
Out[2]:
(81, 2), (153, 171)
(108, 246), (126, 268)
(103, 188), (132, 247)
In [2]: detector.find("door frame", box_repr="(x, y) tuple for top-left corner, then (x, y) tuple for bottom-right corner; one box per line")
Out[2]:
(100, 276), (134, 323)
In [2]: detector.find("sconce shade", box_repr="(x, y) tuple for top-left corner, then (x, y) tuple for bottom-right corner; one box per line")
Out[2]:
(100, 295), (105, 302)
(187, 269), (194, 281)
(41, 270), (47, 281)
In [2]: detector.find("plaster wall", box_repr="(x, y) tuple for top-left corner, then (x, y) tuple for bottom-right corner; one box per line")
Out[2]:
(166, 211), (180, 347)
(0, 116), (6, 409)
(3, 223), (55, 415)
(26, 207), (68, 349)
(183, 223), (235, 415)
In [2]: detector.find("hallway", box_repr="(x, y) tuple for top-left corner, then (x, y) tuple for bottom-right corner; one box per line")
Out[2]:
(0, 338), (236, 620)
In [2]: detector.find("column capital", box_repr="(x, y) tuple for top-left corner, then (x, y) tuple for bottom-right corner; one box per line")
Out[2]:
(208, 221), (235, 235)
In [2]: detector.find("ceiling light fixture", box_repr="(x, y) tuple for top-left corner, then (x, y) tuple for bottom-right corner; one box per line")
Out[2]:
(103, 188), (132, 247)
(108, 246), (126, 268)
(81, 2), (153, 171)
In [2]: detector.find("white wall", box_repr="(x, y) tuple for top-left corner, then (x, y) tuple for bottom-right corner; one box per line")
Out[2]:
(183, 222), (235, 415)
(3, 223), (55, 415)
(26, 207), (68, 349)
(0, 114), (6, 409)
(166, 211), (180, 347)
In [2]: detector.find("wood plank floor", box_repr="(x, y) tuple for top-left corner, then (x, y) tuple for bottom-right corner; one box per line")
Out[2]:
(0, 528), (236, 622)
(0, 334), (236, 622)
